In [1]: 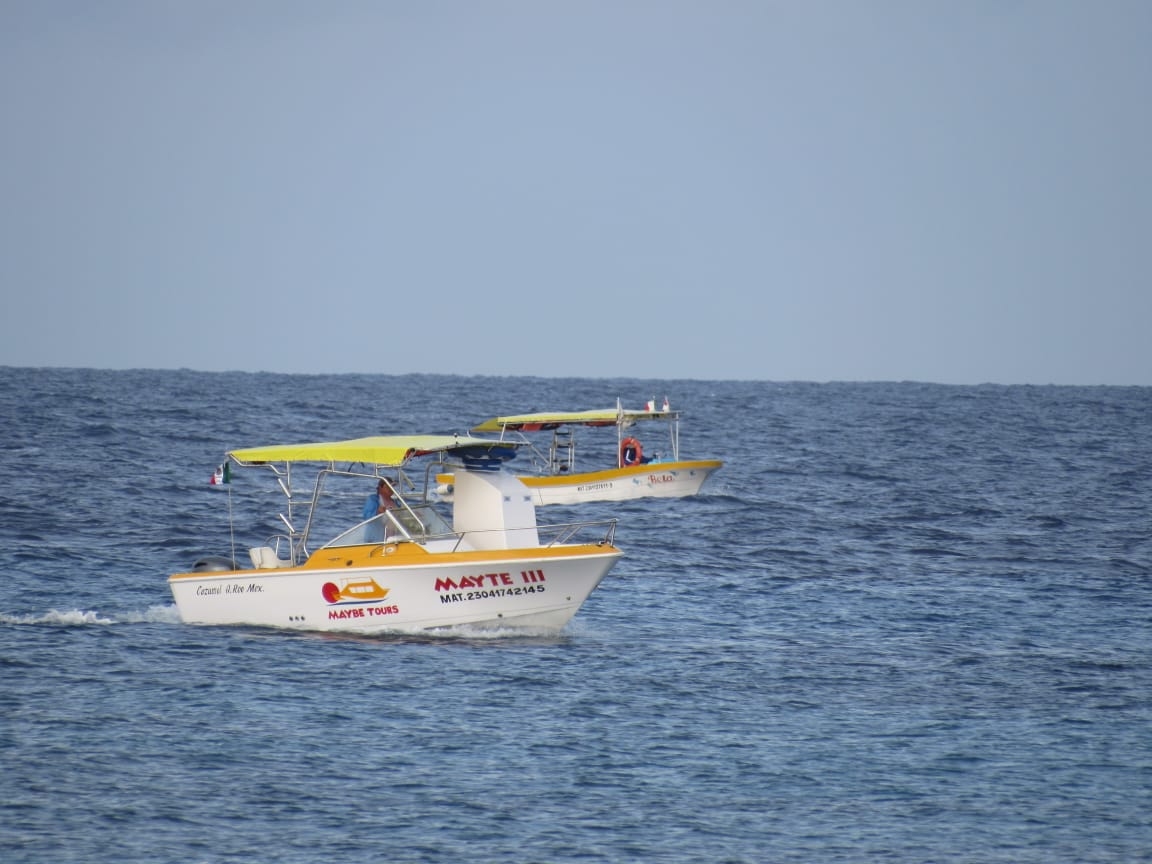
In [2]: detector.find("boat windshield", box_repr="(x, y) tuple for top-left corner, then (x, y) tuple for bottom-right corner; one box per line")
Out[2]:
(321, 503), (457, 549)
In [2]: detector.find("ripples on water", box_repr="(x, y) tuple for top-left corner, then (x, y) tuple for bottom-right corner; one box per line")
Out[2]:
(1, 369), (1150, 863)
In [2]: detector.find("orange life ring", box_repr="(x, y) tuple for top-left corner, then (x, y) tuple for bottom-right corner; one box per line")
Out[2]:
(620, 436), (643, 467)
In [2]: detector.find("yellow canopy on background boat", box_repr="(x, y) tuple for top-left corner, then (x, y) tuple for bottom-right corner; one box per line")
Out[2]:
(228, 435), (508, 467)
(471, 408), (677, 433)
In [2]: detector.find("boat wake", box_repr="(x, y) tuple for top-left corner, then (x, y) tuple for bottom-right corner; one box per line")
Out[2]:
(0, 605), (181, 627)
(0, 605), (581, 644)
(283, 621), (578, 645)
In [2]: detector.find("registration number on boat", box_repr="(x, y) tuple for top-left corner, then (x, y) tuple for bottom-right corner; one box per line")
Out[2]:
(440, 585), (546, 604)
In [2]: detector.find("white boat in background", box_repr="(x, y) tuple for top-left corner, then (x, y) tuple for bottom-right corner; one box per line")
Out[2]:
(438, 399), (723, 506)
(169, 435), (621, 634)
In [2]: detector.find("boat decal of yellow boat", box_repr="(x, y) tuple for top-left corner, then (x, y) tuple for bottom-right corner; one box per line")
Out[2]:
(322, 577), (391, 606)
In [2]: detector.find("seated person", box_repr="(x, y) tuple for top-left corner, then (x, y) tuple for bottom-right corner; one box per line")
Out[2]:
(621, 438), (650, 466)
(362, 479), (397, 540)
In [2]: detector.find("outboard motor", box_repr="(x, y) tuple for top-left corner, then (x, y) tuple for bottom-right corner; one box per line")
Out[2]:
(191, 555), (236, 572)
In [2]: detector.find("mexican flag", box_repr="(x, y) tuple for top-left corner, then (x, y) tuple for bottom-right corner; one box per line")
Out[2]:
(210, 461), (231, 486)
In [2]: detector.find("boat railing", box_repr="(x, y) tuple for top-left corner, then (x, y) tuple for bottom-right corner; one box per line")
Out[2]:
(537, 518), (617, 548)
(320, 515), (617, 553)
(262, 533), (293, 559)
(547, 428), (576, 475)
(322, 504), (451, 549)
(321, 520), (466, 551)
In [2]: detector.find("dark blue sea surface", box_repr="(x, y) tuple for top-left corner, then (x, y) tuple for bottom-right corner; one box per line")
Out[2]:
(1, 368), (1150, 863)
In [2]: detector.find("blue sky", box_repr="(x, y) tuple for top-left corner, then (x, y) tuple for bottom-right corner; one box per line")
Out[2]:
(2, 2), (1149, 384)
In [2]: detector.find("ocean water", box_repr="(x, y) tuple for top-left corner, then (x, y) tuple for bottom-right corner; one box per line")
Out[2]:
(1, 367), (1150, 863)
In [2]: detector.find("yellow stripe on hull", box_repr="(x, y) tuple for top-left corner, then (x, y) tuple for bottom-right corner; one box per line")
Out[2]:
(517, 459), (723, 505)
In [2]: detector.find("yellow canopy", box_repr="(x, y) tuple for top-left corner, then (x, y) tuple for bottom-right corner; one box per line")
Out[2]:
(471, 408), (677, 433)
(228, 434), (508, 467)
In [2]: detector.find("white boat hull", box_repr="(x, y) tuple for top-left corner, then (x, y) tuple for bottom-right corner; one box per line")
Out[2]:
(519, 460), (723, 506)
(170, 545), (620, 634)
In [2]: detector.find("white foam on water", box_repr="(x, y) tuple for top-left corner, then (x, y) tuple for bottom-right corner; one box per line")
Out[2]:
(114, 604), (183, 624)
(0, 604), (182, 627)
(0, 608), (115, 626)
